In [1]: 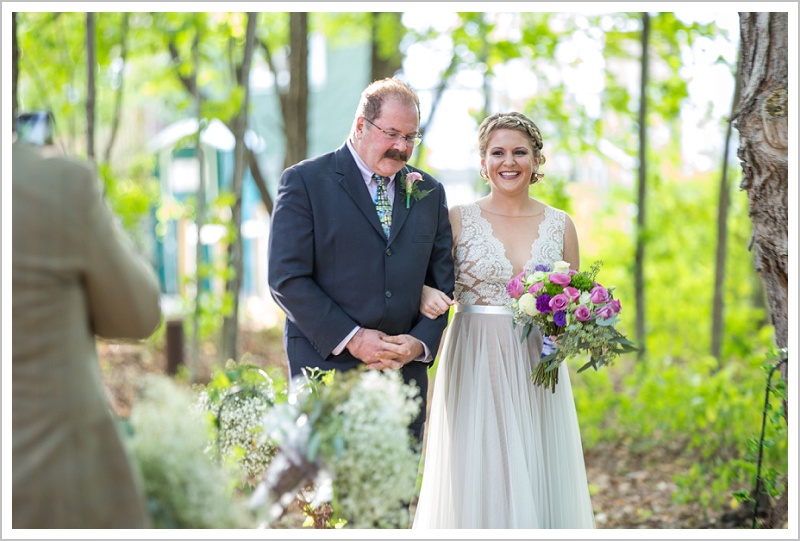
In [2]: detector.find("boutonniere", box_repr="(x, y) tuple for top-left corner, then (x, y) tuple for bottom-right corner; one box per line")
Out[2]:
(400, 167), (434, 208)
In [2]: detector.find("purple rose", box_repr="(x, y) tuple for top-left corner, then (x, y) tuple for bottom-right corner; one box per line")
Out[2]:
(596, 304), (615, 319)
(534, 264), (551, 272)
(590, 285), (609, 304)
(549, 293), (570, 311)
(610, 299), (621, 314)
(507, 274), (525, 299)
(553, 310), (567, 327)
(574, 304), (592, 322)
(536, 293), (552, 313)
(549, 273), (572, 286)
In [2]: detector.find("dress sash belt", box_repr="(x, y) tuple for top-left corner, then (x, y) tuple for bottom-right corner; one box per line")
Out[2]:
(454, 304), (513, 315)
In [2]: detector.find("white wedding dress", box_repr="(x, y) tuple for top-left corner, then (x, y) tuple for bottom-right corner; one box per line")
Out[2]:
(412, 203), (596, 529)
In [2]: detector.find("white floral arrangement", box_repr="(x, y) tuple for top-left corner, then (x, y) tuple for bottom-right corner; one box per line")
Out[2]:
(193, 360), (280, 483)
(125, 374), (257, 528)
(251, 367), (422, 529)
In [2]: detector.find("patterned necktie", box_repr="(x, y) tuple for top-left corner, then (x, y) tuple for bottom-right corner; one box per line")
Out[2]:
(373, 173), (392, 238)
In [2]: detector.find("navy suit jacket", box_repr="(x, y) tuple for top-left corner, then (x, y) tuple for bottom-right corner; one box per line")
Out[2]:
(268, 143), (455, 436)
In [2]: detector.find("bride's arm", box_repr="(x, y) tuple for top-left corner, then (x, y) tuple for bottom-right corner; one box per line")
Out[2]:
(420, 285), (454, 319)
(562, 213), (580, 271)
(419, 205), (461, 320)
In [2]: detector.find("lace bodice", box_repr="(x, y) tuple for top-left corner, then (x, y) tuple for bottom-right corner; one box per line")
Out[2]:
(454, 203), (566, 307)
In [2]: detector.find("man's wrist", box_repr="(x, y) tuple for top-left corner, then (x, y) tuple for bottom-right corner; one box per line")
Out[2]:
(334, 326), (361, 355)
(416, 339), (432, 363)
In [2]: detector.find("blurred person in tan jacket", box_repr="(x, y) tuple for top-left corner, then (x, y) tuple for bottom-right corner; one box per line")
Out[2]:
(12, 140), (162, 528)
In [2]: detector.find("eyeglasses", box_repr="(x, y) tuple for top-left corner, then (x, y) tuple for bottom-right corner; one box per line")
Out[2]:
(363, 117), (422, 147)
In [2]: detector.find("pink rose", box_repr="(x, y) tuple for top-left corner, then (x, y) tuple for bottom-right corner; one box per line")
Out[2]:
(574, 304), (592, 322)
(595, 304), (615, 319)
(507, 274), (525, 299)
(564, 286), (580, 302)
(529, 282), (544, 294)
(549, 273), (571, 286)
(590, 285), (609, 304)
(610, 299), (621, 314)
(549, 293), (570, 311)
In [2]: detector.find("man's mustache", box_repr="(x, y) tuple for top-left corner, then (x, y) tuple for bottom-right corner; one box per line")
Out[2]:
(383, 149), (409, 161)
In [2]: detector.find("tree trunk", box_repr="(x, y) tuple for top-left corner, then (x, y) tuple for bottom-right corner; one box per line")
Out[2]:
(86, 12), (96, 160)
(370, 12), (403, 81)
(12, 12), (18, 124)
(103, 13), (129, 164)
(710, 59), (742, 364)
(190, 28), (204, 385)
(634, 12), (650, 362)
(412, 52), (459, 168)
(734, 11), (788, 529)
(283, 12), (308, 171)
(220, 13), (257, 365)
(169, 34), (274, 216)
(735, 11), (788, 382)
(248, 148), (273, 214)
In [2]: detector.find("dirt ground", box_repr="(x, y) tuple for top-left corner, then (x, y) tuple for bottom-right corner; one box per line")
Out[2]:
(98, 327), (766, 531)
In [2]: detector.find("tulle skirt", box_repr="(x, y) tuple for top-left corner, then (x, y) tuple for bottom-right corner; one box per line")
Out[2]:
(412, 304), (595, 529)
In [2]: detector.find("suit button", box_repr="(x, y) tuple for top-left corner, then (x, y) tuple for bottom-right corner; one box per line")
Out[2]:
(386, 248), (392, 256)
(385, 290), (392, 298)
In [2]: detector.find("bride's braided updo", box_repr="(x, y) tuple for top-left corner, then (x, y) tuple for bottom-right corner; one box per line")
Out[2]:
(477, 112), (546, 184)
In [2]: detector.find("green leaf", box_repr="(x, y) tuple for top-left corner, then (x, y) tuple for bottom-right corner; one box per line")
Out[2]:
(307, 432), (321, 462)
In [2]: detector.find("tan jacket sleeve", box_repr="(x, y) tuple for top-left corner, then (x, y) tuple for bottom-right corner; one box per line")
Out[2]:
(79, 162), (162, 339)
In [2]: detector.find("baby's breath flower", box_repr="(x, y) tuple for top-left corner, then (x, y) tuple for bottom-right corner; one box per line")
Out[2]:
(194, 364), (280, 482)
(254, 368), (421, 528)
(125, 375), (256, 528)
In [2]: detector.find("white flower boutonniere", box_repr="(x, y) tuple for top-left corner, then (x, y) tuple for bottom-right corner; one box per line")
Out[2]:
(400, 167), (434, 208)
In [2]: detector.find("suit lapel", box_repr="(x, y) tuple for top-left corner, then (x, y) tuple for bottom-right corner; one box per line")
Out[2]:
(388, 176), (410, 246)
(335, 145), (387, 239)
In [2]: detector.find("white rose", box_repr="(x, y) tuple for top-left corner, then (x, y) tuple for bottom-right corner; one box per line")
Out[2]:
(527, 271), (546, 285)
(518, 293), (537, 316)
(580, 291), (592, 305)
(552, 260), (571, 274)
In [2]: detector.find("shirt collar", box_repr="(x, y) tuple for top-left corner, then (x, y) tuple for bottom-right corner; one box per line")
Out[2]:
(346, 138), (396, 185)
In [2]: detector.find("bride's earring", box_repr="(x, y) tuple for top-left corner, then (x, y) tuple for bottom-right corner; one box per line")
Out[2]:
(480, 167), (489, 181)
(530, 166), (542, 184)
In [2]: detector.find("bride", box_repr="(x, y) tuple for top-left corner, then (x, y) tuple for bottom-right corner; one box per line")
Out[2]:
(412, 112), (595, 529)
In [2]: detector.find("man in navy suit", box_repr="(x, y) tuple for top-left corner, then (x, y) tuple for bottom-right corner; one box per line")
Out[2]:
(268, 78), (454, 441)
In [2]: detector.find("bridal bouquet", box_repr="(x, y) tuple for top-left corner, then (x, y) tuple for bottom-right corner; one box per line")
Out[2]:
(507, 260), (636, 392)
